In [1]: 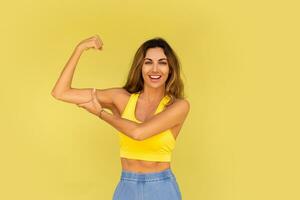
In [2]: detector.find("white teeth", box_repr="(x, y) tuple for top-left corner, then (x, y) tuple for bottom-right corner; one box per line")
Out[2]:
(149, 75), (161, 79)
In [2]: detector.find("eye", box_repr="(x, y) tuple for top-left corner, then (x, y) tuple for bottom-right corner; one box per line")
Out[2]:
(145, 61), (152, 64)
(160, 62), (167, 65)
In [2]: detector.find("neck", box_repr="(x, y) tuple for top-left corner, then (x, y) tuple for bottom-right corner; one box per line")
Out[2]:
(140, 86), (165, 103)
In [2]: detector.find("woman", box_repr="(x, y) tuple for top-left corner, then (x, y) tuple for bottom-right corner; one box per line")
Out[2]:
(51, 34), (190, 200)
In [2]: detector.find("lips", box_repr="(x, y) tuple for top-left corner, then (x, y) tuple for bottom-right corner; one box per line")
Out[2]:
(149, 75), (161, 79)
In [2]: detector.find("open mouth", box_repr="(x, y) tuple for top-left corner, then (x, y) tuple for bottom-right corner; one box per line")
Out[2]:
(149, 75), (161, 80)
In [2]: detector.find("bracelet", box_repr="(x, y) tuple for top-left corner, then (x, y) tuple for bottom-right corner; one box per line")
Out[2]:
(98, 108), (105, 119)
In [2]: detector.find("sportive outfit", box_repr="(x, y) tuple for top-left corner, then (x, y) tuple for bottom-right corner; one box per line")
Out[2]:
(118, 91), (176, 161)
(112, 92), (182, 200)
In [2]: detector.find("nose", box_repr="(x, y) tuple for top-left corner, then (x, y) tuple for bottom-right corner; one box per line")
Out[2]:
(152, 63), (159, 72)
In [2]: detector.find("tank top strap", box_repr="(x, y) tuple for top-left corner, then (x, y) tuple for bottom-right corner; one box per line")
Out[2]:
(155, 95), (171, 114)
(121, 92), (139, 118)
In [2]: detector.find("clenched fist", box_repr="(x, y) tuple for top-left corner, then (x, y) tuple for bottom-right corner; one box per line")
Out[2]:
(76, 34), (104, 52)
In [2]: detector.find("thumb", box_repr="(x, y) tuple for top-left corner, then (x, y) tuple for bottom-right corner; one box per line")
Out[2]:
(92, 88), (97, 99)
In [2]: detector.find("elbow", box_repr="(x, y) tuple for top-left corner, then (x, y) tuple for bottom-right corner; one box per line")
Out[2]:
(51, 90), (56, 96)
(51, 88), (71, 100)
(51, 91), (58, 98)
(51, 91), (62, 100)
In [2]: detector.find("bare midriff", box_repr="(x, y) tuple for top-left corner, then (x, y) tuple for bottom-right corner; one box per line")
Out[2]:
(121, 157), (171, 173)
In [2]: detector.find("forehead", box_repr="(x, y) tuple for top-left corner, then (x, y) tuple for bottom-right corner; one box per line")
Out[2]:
(145, 47), (167, 59)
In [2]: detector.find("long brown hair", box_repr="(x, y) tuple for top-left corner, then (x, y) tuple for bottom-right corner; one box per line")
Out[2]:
(122, 37), (185, 106)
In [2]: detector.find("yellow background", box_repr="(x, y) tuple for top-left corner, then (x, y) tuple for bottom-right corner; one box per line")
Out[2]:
(1, 0), (299, 199)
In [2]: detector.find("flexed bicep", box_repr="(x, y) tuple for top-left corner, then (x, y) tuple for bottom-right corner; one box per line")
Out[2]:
(52, 87), (125, 110)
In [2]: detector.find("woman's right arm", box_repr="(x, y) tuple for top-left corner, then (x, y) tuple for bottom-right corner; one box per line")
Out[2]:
(50, 35), (120, 109)
(51, 44), (85, 98)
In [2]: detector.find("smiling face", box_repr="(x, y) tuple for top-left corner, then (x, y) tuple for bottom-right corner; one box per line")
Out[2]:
(141, 47), (170, 89)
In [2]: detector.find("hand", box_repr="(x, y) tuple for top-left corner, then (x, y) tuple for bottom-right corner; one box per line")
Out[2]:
(76, 34), (104, 51)
(77, 88), (103, 117)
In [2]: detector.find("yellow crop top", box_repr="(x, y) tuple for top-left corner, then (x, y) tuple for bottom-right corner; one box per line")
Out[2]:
(117, 91), (176, 162)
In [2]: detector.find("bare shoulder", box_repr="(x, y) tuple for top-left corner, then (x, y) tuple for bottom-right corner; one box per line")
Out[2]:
(177, 98), (190, 107)
(107, 88), (131, 115)
(165, 98), (190, 129)
(167, 98), (190, 113)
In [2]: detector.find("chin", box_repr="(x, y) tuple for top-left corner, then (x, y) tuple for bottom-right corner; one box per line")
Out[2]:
(146, 81), (166, 88)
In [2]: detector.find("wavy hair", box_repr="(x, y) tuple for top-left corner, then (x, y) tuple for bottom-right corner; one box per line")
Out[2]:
(122, 37), (185, 106)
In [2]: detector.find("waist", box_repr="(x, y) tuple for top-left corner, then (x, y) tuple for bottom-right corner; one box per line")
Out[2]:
(121, 157), (170, 173)
(120, 168), (175, 182)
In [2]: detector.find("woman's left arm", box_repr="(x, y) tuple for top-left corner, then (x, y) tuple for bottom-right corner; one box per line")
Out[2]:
(78, 88), (190, 141)
(99, 111), (140, 139)
(77, 88), (140, 140)
(99, 99), (190, 141)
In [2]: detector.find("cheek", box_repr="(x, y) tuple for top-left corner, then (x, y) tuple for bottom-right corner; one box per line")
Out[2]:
(142, 65), (151, 73)
(141, 67), (149, 79)
(162, 65), (170, 74)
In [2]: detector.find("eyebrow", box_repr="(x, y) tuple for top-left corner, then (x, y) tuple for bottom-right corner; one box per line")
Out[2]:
(144, 58), (168, 61)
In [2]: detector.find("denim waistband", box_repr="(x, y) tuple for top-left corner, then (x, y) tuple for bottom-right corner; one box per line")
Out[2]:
(120, 168), (175, 182)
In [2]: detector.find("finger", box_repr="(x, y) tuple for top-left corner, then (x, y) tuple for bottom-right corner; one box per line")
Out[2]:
(95, 40), (101, 49)
(96, 39), (103, 50)
(98, 37), (103, 45)
(91, 88), (95, 98)
(95, 35), (103, 47)
(92, 88), (97, 99)
(95, 34), (102, 43)
(92, 88), (101, 105)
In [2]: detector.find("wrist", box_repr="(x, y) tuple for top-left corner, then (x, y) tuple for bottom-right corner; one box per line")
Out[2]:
(75, 44), (85, 53)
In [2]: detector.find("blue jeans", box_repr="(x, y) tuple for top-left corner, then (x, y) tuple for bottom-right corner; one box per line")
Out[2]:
(112, 168), (182, 200)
